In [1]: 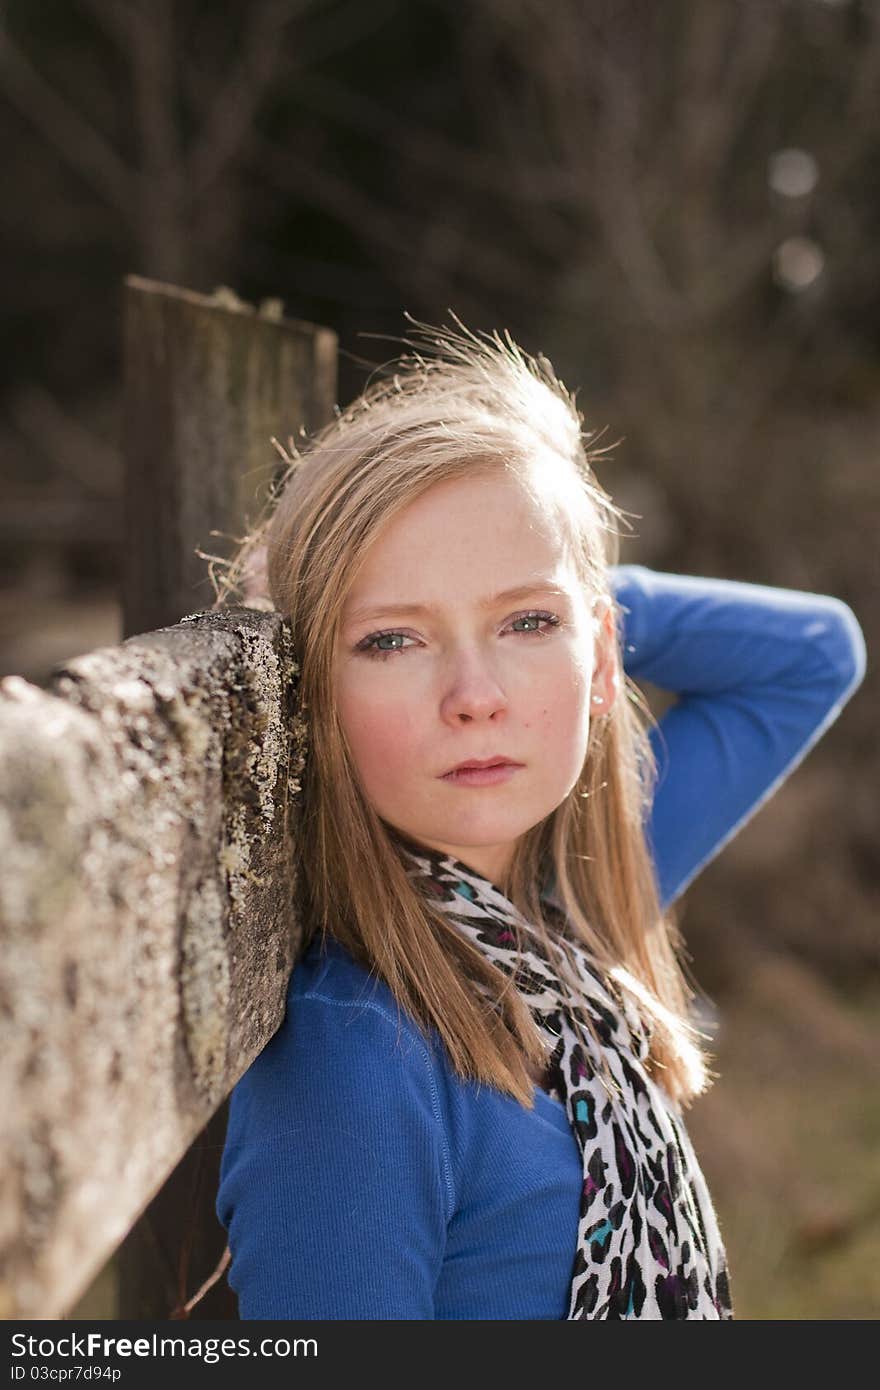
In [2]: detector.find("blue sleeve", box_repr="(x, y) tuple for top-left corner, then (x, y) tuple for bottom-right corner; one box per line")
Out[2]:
(216, 991), (453, 1319)
(609, 565), (867, 910)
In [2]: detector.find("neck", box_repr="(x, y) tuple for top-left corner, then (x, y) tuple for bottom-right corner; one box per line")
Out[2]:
(388, 826), (505, 889)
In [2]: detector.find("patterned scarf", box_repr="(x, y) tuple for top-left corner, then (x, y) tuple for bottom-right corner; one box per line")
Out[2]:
(396, 835), (734, 1320)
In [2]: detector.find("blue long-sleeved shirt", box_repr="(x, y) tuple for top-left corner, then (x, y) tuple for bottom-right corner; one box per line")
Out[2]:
(216, 566), (866, 1319)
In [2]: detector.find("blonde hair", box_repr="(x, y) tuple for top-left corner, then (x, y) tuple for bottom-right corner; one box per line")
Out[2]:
(208, 315), (713, 1109)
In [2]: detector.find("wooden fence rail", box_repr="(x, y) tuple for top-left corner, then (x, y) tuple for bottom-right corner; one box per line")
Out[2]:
(0, 606), (306, 1318)
(0, 279), (337, 1318)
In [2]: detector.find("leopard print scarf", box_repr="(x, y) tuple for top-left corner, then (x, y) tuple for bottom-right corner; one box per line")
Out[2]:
(397, 836), (734, 1320)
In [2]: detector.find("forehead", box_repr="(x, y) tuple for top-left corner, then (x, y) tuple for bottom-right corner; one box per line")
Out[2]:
(343, 470), (578, 613)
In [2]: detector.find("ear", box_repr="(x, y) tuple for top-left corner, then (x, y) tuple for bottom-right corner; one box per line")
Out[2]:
(589, 595), (620, 716)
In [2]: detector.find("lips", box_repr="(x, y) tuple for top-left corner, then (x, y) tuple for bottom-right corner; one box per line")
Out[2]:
(444, 756), (522, 775)
(440, 758), (523, 787)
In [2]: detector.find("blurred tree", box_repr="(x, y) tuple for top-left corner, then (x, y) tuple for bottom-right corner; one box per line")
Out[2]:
(2, 1), (879, 572)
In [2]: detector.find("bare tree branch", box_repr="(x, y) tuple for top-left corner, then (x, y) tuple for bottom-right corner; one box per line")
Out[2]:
(187, 1), (310, 200)
(290, 68), (575, 200)
(0, 29), (135, 214)
(6, 386), (119, 500)
(75, 0), (138, 53)
(126, 0), (188, 278)
(249, 131), (547, 310)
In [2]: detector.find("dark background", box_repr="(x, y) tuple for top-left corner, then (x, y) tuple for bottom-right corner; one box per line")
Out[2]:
(2, 0), (878, 1317)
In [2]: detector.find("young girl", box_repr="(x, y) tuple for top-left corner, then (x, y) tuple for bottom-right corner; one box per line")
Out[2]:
(214, 319), (865, 1320)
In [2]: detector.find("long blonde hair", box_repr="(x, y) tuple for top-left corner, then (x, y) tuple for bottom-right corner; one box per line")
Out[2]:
(209, 316), (713, 1109)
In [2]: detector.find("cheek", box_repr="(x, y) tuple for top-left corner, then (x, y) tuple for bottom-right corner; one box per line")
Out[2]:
(337, 677), (421, 791)
(528, 639), (589, 706)
(531, 646), (591, 735)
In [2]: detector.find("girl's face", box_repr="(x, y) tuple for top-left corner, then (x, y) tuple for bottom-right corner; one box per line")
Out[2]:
(334, 468), (619, 886)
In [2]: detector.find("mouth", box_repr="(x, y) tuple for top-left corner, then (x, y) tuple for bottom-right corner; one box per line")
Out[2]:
(440, 758), (524, 786)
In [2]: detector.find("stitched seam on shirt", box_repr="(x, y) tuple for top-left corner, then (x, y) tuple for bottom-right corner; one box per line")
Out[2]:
(298, 990), (456, 1223)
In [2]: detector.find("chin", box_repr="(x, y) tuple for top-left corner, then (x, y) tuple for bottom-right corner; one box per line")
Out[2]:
(437, 817), (533, 848)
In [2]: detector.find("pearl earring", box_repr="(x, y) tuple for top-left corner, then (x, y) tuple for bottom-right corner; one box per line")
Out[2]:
(591, 694), (604, 705)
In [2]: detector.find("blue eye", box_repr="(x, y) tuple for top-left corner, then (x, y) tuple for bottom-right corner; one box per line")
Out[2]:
(509, 610), (561, 636)
(359, 631), (415, 659)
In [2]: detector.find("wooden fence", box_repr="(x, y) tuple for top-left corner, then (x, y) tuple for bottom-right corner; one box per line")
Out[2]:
(0, 278), (338, 1319)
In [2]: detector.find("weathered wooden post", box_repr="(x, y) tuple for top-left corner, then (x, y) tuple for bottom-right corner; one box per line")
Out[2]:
(122, 276), (337, 640)
(115, 278), (336, 1318)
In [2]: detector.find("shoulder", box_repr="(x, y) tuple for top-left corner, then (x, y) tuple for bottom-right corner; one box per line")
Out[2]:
(288, 933), (439, 1071)
(237, 934), (442, 1101)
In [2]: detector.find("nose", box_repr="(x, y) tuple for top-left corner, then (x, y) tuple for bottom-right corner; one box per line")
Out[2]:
(439, 648), (508, 724)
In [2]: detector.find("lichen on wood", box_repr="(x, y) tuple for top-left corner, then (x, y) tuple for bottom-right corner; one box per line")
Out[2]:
(0, 606), (305, 1318)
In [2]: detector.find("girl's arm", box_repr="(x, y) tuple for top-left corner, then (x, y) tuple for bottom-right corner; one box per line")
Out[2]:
(610, 564), (867, 911)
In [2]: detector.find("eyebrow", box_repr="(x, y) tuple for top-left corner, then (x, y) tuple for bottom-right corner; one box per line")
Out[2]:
(345, 580), (572, 625)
